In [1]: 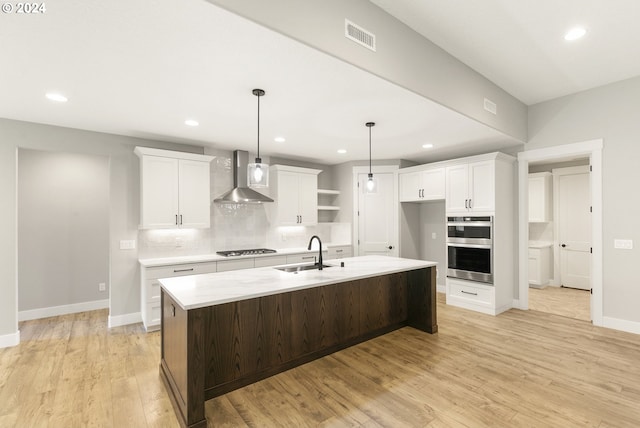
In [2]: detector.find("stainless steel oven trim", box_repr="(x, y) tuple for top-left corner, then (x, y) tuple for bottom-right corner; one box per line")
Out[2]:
(446, 239), (492, 247)
(447, 268), (493, 284)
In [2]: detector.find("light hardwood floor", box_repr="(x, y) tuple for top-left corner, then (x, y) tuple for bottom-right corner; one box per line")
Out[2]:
(529, 286), (591, 321)
(2, 294), (640, 427)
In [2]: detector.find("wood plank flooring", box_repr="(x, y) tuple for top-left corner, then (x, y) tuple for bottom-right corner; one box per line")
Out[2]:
(2, 294), (639, 427)
(529, 286), (591, 321)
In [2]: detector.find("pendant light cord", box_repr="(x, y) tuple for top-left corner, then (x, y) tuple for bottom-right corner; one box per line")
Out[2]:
(256, 92), (260, 160)
(368, 125), (372, 174)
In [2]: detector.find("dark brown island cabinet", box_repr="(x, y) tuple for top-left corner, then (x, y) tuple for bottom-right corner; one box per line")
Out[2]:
(159, 258), (437, 428)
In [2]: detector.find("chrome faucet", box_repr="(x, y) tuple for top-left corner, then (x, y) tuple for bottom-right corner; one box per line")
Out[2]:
(307, 235), (323, 270)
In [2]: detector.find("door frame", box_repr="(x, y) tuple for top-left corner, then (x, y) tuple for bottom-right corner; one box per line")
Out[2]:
(553, 165), (591, 288)
(517, 139), (603, 326)
(352, 165), (399, 257)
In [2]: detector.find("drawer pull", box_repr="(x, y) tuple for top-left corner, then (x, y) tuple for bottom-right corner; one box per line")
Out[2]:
(461, 290), (478, 296)
(336, 249), (343, 253)
(173, 268), (195, 273)
(302, 256), (315, 260)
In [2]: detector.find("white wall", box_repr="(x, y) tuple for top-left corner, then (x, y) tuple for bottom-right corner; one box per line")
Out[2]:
(206, 0), (527, 142)
(528, 75), (640, 325)
(0, 118), (203, 339)
(18, 149), (110, 311)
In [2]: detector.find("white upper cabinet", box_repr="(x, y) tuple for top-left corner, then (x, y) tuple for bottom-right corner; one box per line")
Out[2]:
(135, 147), (213, 229)
(446, 160), (495, 214)
(528, 172), (553, 222)
(271, 165), (321, 226)
(399, 168), (445, 202)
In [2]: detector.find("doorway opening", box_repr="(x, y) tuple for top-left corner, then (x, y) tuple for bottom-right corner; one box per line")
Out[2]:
(527, 161), (591, 321)
(517, 139), (603, 326)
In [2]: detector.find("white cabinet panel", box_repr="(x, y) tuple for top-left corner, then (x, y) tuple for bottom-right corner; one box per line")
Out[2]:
(446, 161), (494, 214)
(327, 245), (352, 260)
(140, 156), (180, 228)
(529, 172), (553, 222)
(178, 159), (211, 228)
(135, 147), (213, 229)
(254, 255), (287, 267)
(399, 168), (445, 202)
(271, 165), (321, 226)
(216, 258), (254, 272)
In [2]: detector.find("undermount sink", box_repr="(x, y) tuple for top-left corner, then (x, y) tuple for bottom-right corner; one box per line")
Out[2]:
(274, 263), (332, 273)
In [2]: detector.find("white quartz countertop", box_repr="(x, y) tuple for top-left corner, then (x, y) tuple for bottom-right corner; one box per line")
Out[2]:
(139, 244), (351, 267)
(160, 255), (436, 310)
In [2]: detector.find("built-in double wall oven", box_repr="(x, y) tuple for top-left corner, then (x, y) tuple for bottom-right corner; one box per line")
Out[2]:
(447, 216), (493, 284)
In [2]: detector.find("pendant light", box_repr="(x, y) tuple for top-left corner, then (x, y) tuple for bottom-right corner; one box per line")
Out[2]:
(248, 88), (269, 188)
(365, 122), (376, 193)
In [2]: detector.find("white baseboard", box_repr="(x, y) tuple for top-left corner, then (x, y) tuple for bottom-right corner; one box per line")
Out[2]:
(18, 299), (109, 322)
(437, 284), (446, 294)
(108, 312), (142, 328)
(603, 316), (640, 335)
(512, 299), (521, 309)
(0, 330), (20, 349)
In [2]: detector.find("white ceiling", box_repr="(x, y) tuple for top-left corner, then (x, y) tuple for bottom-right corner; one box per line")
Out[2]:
(0, 0), (523, 165)
(370, 0), (640, 105)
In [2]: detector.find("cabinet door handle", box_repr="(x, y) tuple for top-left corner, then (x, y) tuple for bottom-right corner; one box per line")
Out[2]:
(465, 199), (468, 209)
(180, 214), (183, 225)
(469, 199), (472, 209)
(175, 214), (178, 225)
(461, 290), (478, 296)
(173, 268), (194, 273)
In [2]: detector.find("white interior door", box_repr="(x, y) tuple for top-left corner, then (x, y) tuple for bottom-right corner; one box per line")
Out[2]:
(357, 172), (397, 256)
(557, 168), (591, 290)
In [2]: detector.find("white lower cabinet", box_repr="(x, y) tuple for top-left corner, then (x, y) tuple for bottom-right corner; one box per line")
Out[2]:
(216, 258), (254, 272)
(446, 278), (511, 316)
(286, 252), (327, 264)
(528, 246), (552, 287)
(327, 245), (353, 260)
(141, 261), (217, 331)
(254, 255), (288, 268)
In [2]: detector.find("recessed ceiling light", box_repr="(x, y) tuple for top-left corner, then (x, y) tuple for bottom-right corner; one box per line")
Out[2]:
(45, 92), (68, 103)
(274, 136), (286, 143)
(184, 119), (199, 127)
(564, 27), (587, 41)
(337, 149), (347, 154)
(422, 143), (434, 149)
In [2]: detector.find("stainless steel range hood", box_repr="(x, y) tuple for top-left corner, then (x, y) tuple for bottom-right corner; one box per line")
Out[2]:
(214, 150), (274, 204)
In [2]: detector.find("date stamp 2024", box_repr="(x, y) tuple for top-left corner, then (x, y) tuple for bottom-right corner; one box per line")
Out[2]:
(2, 2), (46, 14)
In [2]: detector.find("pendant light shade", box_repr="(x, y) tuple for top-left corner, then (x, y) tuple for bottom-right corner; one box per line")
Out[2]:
(365, 122), (376, 193)
(248, 88), (269, 188)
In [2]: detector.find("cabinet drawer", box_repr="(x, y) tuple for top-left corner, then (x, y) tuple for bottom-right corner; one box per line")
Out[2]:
(447, 280), (494, 306)
(145, 261), (217, 279)
(286, 252), (325, 264)
(254, 255), (288, 268)
(216, 258), (254, 272)
(327, 246), (352, 260)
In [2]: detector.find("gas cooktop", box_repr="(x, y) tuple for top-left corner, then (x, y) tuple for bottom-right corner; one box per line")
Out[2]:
(216, 248), (277, 257)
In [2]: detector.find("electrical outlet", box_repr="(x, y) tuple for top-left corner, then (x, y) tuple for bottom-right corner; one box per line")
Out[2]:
(614, 239), (633, 250)
(431, 232), (437, 240)
(119, 240), (136, 250)
(99, 282), (106, 292)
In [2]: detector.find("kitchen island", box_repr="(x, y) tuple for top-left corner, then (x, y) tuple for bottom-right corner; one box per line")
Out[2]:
(159, 255), (437, 428)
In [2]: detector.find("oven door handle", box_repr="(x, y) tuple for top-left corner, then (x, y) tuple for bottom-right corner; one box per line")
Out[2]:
(447, 242), (492, 249)
(447, 221), (492, 227)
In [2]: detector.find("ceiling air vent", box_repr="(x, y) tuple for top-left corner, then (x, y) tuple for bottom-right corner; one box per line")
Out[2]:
(345, 19), (376, 52)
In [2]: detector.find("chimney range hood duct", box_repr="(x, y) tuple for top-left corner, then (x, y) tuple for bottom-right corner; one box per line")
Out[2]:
(214, 150), (274, 204)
